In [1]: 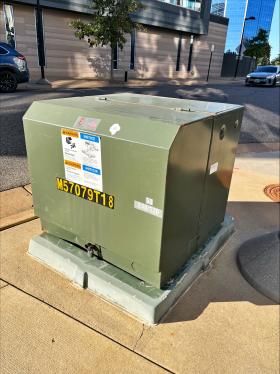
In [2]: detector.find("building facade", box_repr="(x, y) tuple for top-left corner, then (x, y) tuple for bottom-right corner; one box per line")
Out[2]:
(0, 0), (228, 81)
(244, 0), (276, 40)
(210, 1), (225, 17)
(221, 0), (276, 52)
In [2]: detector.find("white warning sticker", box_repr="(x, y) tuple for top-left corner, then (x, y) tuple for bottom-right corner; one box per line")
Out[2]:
(209, 162), (219, 175)
(134, 200), (163, 219)
(61, 128), (103, 192)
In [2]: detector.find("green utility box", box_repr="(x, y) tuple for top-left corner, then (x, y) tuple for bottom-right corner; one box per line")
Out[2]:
(24, 94), (243, 288)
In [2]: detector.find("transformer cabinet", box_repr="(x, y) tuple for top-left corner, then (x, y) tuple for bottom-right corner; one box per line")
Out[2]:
(24, 94), (243, 288)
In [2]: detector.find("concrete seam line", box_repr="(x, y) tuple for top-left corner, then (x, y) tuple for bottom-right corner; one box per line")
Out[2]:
(132, 323), (146, 351)
(0, 216), (38, 232)
(22, 186), (33, 195)
(0, 283), (9, 290)
(1, 278), (175, 374)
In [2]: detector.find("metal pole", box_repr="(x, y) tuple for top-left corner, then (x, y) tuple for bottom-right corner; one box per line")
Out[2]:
(187, 35), (194, 72)
(207, 45), (214, 82)
(40, 65), (45, 80)
(206, 52), (212, 82)
(36, 0), (44, 78)
(176, 32), (182, 72)
(36, 0), (50, 84)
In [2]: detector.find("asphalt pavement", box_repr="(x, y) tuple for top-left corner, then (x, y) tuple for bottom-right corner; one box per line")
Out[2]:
(0, 81), (279, 191)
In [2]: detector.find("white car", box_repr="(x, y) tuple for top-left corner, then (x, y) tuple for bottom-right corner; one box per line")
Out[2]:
(245, 65), (280, 87)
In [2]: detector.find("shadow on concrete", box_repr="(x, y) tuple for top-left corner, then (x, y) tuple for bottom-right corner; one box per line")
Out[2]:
(162, 201), (279, 323)
(237, 231), (279, 303)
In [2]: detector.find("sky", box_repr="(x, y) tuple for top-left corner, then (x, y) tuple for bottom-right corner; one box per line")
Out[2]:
(269, 0), (279, 59)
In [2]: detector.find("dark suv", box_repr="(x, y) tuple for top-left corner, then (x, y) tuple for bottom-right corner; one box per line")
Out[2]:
(0, 42), (29, 93)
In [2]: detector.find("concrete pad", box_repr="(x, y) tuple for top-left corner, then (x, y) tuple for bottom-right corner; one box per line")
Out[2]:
(238, 231), (280, 303)
(0, 219), (145, 350)
(0, 286), (167, 374)
(228, 150), (279, 203)
(234, 151), (279, 178)
(229, 169), (278, 202)
(27, 216), (234, 324)
(0, 187), (36, 230)
(24, 184), (32, 194)
(132, 199), (280, 373)
(1, 209), (279, 373)
(134, 236), (279, 373)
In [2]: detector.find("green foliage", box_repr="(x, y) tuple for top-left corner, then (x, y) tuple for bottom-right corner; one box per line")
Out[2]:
(244, 28), (271, 65)
(271, 54), (280, 65)
(69, 0), (144, 50)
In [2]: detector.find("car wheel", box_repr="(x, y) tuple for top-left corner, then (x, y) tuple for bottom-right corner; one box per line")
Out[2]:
(0, 71), (18, 93)
(272, 78), (276, 87)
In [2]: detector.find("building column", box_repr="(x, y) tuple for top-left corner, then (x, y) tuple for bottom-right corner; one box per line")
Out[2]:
(35, 0), (50, 84)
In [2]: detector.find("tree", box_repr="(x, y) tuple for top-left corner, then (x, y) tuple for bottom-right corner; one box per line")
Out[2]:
(271, 54), (280, 65)
(70, 0), (144, 80)
(244, 28), (271, 65)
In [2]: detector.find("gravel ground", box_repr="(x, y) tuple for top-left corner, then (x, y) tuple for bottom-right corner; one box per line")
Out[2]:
(0, 81), (279, 191)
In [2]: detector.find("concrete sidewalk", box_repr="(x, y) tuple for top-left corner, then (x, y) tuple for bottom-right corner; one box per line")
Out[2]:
(0, 143), (279, 373)
(0, 185), (36, 230)
(24, 77), (245, 90)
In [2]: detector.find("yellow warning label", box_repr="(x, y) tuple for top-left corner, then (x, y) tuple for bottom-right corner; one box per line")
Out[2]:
(64, 160), (81, 169)
(61, 129), (79, 138)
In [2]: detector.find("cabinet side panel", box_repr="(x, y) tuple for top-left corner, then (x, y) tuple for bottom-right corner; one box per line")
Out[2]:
(197, 109), (243, 246)
(160, 118), (213, 284)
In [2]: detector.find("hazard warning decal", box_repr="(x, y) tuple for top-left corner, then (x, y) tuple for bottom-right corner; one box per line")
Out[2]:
(61, 128), (103, 192)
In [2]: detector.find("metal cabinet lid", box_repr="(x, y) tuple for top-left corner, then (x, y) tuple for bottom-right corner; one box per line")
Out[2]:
(98, 93), (243, 114)
(24, 95), (215, 150)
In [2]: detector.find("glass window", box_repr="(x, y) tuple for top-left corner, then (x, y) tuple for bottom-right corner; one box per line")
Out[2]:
(225, 0), (276, 52)
(256, 66), (277, 73)
(0, 46), (9, 55)
(211, 1), (225, 16)
(185, 0), (202, 11)
(130, 29), (136, 70)
(187, 35), (194, 71)
(176, 33), (182, 71)
(244, 0), (276, 40)
(113, 45), (118, 70)
(224, 0), (247, 52)
(162, 0), (180, 5)
(3, 4), (16, 48)
(161, 0), (202, 12)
